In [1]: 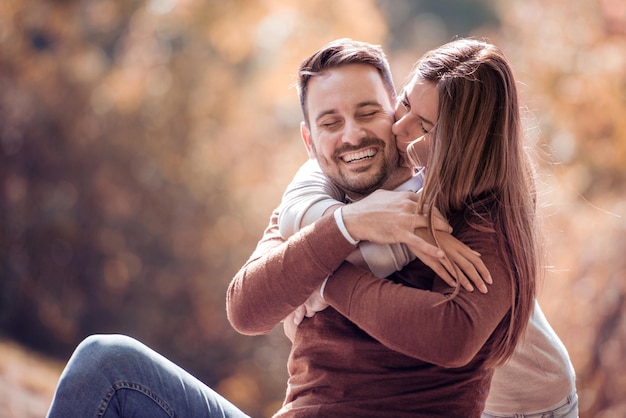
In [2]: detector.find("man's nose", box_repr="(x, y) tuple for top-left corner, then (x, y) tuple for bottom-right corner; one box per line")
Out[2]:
(342, 120), (366, 145)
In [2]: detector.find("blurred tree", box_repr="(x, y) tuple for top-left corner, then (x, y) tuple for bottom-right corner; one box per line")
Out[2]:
(377, 0), (500, 52)
(495, 0), (626, 192)
(0, 0), (394, 415)
(494, 1), (626, 417)
(2, 0), (624, 417)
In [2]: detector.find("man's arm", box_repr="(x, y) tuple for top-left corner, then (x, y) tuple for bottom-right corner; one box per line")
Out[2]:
(227, 189), (447, 335)
(231, 191), (511, 367)
(278, 159), (346, 238)
(226, 210), (355, 335)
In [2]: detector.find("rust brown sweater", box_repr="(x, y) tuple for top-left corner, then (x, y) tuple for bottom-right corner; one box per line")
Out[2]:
(227, 205), (514, 417)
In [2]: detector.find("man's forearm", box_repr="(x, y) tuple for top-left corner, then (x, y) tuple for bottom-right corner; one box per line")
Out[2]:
(226, 211), (355, 335)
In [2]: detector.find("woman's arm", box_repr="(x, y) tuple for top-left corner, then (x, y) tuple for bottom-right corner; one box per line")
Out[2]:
(279, 161), (491, 290)
(278, 159), (421, 278)
(228, 189), (446, 336)
(324, 212), (513, 367)
(278, 159), (345, 237)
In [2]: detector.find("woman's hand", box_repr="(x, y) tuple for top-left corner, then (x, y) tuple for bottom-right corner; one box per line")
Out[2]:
(410, 228), (492, 293)
(282, 305), (305, 342)
(281, 285), (329, 342)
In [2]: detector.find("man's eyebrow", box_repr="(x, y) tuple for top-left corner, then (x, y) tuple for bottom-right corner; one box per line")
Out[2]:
(357, 100), (384, 109)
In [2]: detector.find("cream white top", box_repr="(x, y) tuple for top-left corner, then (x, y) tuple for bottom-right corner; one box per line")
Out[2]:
(484, 299), (576, 413)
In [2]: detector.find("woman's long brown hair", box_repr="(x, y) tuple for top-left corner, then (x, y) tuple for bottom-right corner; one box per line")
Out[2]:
(408, 39), (540, 367)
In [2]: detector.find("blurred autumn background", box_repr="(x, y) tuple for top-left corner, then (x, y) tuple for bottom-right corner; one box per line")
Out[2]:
(0, 0), (625, 417)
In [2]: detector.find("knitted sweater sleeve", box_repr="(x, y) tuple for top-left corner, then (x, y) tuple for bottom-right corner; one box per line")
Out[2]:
(226, 211), (356, 335)
(323, 212), (515, 368)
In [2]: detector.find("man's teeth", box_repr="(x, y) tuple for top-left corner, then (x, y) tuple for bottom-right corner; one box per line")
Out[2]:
(342, 149), (377, 163)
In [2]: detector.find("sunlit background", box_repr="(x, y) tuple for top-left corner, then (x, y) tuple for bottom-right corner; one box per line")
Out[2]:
(1, 0), (625, 417)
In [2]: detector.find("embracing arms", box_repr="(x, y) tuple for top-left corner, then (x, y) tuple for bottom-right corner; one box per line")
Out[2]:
(227, 194), (513, 367)
(278, 159), (490, 289)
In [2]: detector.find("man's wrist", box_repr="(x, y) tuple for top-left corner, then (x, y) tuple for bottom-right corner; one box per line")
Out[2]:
(333, 207), (359, 246)
(319, 276), (330, 299)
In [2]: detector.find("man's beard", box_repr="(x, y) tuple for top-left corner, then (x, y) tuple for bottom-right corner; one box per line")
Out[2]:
(330, 137), (393, 197)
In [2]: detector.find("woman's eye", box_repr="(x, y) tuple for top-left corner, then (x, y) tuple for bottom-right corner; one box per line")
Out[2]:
(399, 97), (410, 110)
(420, 121), (429, 134)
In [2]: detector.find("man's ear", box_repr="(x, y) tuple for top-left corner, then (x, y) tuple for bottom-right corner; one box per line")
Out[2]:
(300, 121), (316, 159)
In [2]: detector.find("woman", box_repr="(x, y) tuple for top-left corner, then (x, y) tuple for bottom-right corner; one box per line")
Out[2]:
(279, 38), (577, 417)
(395, 38), (578, 417)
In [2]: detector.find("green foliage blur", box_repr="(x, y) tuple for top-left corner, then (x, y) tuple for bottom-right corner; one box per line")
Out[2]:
(0, 0), (624, 417)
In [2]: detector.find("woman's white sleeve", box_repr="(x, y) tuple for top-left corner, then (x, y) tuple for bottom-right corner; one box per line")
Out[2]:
(277, 159), (415, 278)
(359, 241), (415, 278)
(277, 159), (344, 238)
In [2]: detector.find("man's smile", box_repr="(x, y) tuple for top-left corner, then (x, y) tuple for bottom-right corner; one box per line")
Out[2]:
(340, 147), (378, 164)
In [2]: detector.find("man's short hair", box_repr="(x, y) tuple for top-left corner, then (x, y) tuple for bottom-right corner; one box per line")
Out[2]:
(297, 38), (396, 126)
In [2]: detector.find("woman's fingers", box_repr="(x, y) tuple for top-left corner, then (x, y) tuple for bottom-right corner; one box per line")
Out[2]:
(429, 206), (452, 232)
(417, 253), (458, 287)
(292, 304), (306, 324)
(408, 233), (445, 259)
(434, 232), (492, 293)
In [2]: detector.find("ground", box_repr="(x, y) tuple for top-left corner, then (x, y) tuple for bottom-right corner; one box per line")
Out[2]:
(0, 339), (62, 418)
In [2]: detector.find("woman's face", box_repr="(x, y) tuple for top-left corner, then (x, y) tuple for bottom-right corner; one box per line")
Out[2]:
(392, 77), (438, 168)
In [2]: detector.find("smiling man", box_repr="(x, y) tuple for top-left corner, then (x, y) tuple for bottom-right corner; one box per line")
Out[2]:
(300, 62), (410, 198)
(46, 38), (500, 418)
(46, 38), (435, 418)
(227, 38), (502, 417)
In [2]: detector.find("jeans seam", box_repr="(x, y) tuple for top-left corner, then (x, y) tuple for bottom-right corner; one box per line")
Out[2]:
(96, 381), (178, 418)
(96, 386), (114, 417)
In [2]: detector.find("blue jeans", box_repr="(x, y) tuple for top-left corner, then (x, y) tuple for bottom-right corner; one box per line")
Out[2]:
(46, 334), (250, 418)
(481, 391), (579, 418)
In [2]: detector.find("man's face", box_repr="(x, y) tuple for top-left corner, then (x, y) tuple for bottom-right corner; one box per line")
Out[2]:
(301, 64), (400, 198)
(392, 77), (438, 168)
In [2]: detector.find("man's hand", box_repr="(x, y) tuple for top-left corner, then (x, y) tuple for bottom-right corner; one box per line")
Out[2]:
(341, 189), (491, 292)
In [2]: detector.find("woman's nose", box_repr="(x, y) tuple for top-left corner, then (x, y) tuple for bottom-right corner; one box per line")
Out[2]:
(392, 115), (406, 136)
(392, 118), (408, 149)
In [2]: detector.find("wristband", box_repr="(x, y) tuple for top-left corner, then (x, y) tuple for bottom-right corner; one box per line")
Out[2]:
(319, 276), (330, 300)
(333, 207), (359, 245)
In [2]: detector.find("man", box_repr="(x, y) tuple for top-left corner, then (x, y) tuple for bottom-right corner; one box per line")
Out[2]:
(227, 38), (503, 417)
(46, 38), (494, 418)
